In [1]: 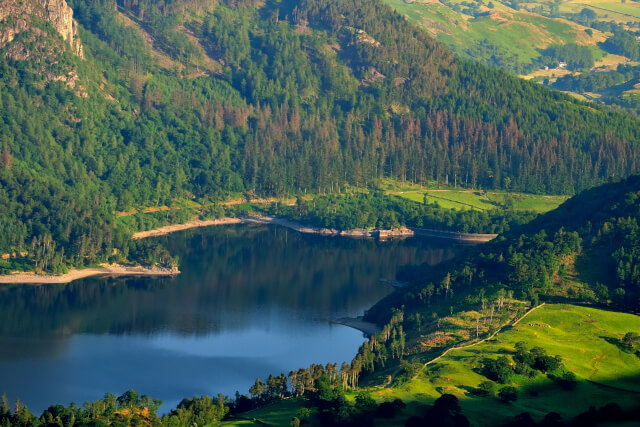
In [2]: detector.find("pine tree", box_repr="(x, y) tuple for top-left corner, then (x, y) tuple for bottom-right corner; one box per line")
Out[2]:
(0, 393), (9, 416)
(1, 141), (11, 169)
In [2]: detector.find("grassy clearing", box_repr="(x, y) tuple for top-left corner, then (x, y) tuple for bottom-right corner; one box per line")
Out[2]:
(117, 179), (567, 236)
(391, 187), (568, 213)
(560, 0), (640, 22)
(427, 190), (500, 210)
(522, 67), (575, 82)
(486, 192), (568, 212)
(397, 191), (482, 210)
(593, 53), (635, 70)
(381, 304), (640, 424)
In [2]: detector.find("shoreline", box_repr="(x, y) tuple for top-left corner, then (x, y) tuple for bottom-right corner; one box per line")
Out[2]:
(1, 215), (495, 285)
(410, 227), (497, 242)
(333, 316), (382, 336)
(0, 264), (179, 285)
(132, 215), (495, 242)
(131, 218), (245, 239)
(131, 216), (415, 240)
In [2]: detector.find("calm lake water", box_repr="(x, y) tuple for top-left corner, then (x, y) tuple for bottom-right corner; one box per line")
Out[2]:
(0, 224), (461, 414)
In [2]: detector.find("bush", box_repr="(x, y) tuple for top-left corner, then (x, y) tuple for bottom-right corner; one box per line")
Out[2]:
(296, 407), (311, 423)
(534, 355), (562, 373)
(483, 356), (513, 383)
(473, 381), (496, 397)
(622, 332), (639, 350)
(498, 386), (518, 403)
(541, 412), (563, 426)
(376, 399), (406, 418)
(514, 361), (536, 378)
(556, 371), (578, 390)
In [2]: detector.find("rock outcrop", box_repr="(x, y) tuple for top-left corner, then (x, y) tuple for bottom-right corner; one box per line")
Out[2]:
(0, 0), (83, 57)
(38, 0), (83, 57)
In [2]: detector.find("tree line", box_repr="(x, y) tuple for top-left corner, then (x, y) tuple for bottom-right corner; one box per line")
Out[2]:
(3, 0), (640, 270)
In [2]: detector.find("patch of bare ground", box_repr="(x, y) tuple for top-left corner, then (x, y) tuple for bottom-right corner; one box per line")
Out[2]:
(117, 10), (182, 72)
(181, 25), (222, 76)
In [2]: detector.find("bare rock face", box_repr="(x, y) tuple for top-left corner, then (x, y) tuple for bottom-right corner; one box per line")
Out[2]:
(0, 0), (83, 57)
(38, 0), (83, 57)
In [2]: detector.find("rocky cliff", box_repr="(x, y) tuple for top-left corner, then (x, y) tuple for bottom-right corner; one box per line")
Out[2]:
(0, 0), (83, 58)
(38, 0), (83, 57)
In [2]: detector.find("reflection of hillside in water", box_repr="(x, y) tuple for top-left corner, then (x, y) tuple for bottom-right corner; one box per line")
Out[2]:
(0, 336), (71, 361)
(0, 225), (461, 343)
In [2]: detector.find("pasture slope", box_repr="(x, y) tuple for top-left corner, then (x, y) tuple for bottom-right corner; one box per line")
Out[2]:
(221, 304), (640, 426)
(382, 304), (640, 425)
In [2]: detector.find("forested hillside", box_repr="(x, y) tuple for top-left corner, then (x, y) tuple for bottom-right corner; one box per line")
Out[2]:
(1, 0), (640, 269)
(365, 173), (640, 329)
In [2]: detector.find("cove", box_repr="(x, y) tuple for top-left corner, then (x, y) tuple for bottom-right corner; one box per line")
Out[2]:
(0, 224), (463, 413)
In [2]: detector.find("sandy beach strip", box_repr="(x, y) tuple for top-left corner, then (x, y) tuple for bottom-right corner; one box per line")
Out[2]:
(1, 216), (494, 285)
(131, 216), (341, 240)
(0, 264), (179, 284)
(131, 218), (246, 239)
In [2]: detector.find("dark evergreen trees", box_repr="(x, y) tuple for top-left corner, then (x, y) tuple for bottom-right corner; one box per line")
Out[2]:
(3, 0), (640, 268)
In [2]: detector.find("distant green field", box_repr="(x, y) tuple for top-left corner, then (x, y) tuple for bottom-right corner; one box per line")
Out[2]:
(560, 0), (640, 21)
(382, 0), (640, 111)
(383, 0), (606, 71)
(487, 192), (569, 212)
(394, 189), (568, 212)
(382, 304), (640, 424)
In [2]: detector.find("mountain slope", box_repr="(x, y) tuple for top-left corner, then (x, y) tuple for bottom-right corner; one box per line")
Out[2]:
(383, 0), (640, 111)
(381, 0), (607, 74)
(1, 0), (640, 269)
(365, 174), (640, 330)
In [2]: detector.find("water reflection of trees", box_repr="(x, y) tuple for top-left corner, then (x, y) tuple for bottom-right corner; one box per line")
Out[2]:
(0, 225), (460, 339)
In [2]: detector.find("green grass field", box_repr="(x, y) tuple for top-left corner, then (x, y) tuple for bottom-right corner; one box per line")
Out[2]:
(380, 304), (640, 425)
(560, 0), (640, 22)
(393, 189), (568, 212)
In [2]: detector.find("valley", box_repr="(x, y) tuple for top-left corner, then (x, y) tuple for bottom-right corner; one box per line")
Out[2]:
(0, 0), (639, 425)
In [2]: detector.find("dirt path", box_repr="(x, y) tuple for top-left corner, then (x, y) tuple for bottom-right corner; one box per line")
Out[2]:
(117, 197), (294, 218)
(586, 379), (640, 394)
(422, 303), (546, 368)
(375, 304), (547, 388)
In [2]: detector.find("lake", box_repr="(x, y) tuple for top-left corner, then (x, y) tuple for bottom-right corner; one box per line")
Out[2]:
(0, 224), (462, 414)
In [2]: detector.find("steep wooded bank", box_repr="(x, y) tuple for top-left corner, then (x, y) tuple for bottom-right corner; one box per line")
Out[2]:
(300, 176), (640, 426)
(1, 0), (640, 269)
(365, 174), (640, 328)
